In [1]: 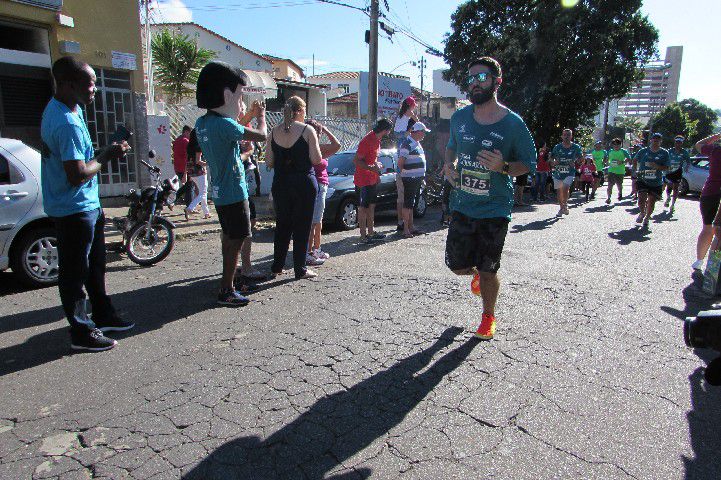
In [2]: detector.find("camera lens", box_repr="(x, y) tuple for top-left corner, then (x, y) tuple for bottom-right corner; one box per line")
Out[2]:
(684, 317), (694, 348)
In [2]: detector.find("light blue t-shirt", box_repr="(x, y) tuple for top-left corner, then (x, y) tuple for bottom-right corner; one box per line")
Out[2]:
(668, 147), (690, 171)
(551, 142), (583, 180)
(194, 112), (247, 206)
(447, 106), (536, 220)
(634, 147), (670, 187)
(40, 98), (99, 217)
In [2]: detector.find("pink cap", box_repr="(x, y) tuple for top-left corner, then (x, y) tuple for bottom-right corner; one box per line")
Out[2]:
(405, 96), (416, 107)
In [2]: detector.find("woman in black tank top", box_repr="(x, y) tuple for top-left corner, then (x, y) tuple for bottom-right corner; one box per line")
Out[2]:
(266, 96), (324, 279)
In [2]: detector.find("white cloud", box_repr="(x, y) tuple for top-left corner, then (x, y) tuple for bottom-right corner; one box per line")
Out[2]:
(154, 0), (192, 23)
(294, 58), (330, 67)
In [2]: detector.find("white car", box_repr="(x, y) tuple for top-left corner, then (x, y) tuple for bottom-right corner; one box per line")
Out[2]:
(679, 156), (710, 196)
(0, 138), (58, 287)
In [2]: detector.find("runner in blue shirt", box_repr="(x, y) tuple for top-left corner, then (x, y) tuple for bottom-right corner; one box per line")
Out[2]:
(443, 57), (536, 341)
(664, 135), (691, 214)
(41, 57), (131, 352)
(633, 132), (670, 229)
(195, 62), (268, 306)
(549, 129), (583, 217)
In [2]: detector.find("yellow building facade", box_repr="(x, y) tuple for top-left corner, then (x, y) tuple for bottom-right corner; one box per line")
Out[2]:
(0, 0), (149, 197)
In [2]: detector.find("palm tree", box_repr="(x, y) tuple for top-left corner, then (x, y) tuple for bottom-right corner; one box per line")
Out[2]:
(151, 29), (216, 104)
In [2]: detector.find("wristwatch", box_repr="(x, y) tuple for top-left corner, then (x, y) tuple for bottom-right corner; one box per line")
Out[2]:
(501, 162), (510, 174)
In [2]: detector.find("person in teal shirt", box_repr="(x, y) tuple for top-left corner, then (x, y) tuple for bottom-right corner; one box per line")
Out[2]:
(549, 129), (583, 216)
(664, 135), (691, 213)
(195, 62), (267, 306)
(633, 132), (670, 229)
(443, 56), (536, 341)
(589, 141), (607, 200)
(41, 56), (131, 352)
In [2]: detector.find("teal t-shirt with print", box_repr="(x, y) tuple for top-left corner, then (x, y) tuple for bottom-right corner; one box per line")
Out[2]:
(447, 106), (536, 220)
(634, 147), (670, 187)
(668, 147), (690, 171)
(551, 142), (583, 180)
(194, 112), (247, 206)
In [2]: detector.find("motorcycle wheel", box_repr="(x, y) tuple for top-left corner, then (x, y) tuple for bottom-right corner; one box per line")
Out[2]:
(126, 221), (175, 266)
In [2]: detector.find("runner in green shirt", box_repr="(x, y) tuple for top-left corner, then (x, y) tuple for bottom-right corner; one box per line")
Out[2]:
(664, 135), (691, 214)
(590, 140), (607, 200)
(606, 138), (631, 204)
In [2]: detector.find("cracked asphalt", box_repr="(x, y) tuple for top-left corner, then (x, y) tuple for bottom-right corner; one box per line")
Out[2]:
(1, 187), (720, 480)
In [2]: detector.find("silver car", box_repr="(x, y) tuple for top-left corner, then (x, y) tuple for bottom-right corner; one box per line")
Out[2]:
(0, 138), (58, 287)
(680, 156), (710, 195)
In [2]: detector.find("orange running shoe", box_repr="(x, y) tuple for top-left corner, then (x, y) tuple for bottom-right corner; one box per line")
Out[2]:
(475, 313), (496, 340)
(470, 272), (481, 296)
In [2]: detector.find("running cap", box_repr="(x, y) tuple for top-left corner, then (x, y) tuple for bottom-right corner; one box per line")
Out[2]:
(651, 132), (663, 139)
(594, 140), (603, 145)
(674, 135), (685, 141)
(404, 96), (417, 107)
(411, 121), (431, 132)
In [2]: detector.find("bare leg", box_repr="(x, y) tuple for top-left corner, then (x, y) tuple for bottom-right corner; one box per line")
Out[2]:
(478, 272), (500, 316)
(403, 208), (413, 235)
(645, 195), (657, 221)
(358, 206), (368, 237)
(697, 225), (714, 261)
(367, 204), (376, 235)
(221, 234), (243, 290)
(637, 191), (647, 216)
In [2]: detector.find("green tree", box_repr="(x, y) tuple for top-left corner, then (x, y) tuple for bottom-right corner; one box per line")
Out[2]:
(648, 103), (697, 147)
(151, 29), (216, 104)
(443, 0), (658, 145)
(677, 98), (718, 143)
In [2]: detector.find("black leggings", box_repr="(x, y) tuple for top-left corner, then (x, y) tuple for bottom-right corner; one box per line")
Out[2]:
(271, 174), (318, 278)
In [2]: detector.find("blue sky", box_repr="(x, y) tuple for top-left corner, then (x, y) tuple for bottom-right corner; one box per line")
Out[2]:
(152, 0), (721, 110)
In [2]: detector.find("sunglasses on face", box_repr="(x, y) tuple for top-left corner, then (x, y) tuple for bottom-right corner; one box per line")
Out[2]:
(466, 72), (493, 86)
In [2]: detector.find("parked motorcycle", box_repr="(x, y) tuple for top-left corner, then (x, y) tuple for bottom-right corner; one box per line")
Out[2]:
(112, 151), (179, 266)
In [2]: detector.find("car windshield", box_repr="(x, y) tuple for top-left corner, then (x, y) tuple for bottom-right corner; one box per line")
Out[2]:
(327, 152), (356, 176)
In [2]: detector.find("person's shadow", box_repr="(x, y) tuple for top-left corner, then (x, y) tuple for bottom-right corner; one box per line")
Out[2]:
(584, 204), (613, 214)
(183, 327), (480, 480)
(510, 217), (560, 233)
(608, 226), (651, 245)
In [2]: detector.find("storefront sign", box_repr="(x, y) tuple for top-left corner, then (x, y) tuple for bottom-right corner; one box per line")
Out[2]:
(111, 51), (137, 71)
(240, 86), (267, 95)
(358, 72), (412, 119)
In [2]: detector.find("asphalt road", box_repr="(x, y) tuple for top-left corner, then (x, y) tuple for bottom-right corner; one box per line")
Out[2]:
(1, 186), (720, 480)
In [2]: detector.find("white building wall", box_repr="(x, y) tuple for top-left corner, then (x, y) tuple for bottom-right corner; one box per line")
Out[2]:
(433, 69), (465, 99)
(307, 77), (360, 96)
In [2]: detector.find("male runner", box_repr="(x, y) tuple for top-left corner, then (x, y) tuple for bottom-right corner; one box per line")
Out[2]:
(664, 135), (691, 214)
(443, 57), (536, 340)
(590, 140), (607, 200)
(606, 138), (631, 204)
(633, 132), (669, 229)
(550, 129), (583, 216)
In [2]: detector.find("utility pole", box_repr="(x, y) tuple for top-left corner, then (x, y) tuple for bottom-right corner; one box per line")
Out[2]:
(602, 99), (610, 143)
(367, 0), (379, 130)
(418, 56), (426, 118)
(144, 0), (154, 114)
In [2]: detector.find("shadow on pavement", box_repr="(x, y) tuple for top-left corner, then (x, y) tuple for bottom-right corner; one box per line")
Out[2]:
(660, 272), (715, 321)
(653, 210), (678, 223)
(183, 328), (479, 480)
(0, 274), (224, 376)
(510, 217), (560, 233)
(584, 205), (614, 214)
(607, 226), (651, 245)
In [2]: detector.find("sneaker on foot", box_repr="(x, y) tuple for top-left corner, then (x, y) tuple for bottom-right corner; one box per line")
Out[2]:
(471, 272), (481, 296)
(370, 232), (387, 240)
(94, 314), (135, 333)
(306, 253), (325, 266)
(475, 313), (497, 340)
(605, 198), (611, 205)
(314, 248), (330, 260)
(361, 235), (376, 244)
(556, 209), (564, 218)
(396, 223), (404, 232)
(563, 207), (570, 215)
(692, 259), (704, 271)
(217, 289), (250, 306)
(297, 268), (318, 279)
(71, 328), (117, 352)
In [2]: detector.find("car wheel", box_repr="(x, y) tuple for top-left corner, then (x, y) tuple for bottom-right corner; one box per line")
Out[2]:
(336, 197), (359, 230)
(413, 187), (427, 218)
(9, 227), (59, 288)
(679, 178), (689, 196)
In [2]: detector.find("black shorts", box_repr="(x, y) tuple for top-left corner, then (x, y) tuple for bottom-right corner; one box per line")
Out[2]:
(215, 200), (252, 240)
(401, 177), (423, 209)
(636, 181), (663, 199)
(356, 184), (378, 208)
(665, 168), (683, 183)
(445, 212), (509, 274)
(515, 174), (528, 187)
(700, 194), (721, 225)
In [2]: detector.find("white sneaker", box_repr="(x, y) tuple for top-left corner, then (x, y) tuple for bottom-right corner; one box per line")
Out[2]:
(306, 254), (325, 266)
(314, 248), (330, 260)
(692, 259), (704, 271)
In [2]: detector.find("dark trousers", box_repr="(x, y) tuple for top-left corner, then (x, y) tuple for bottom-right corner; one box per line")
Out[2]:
(271, 174), (318, 278)
(53, 208), (114, 333)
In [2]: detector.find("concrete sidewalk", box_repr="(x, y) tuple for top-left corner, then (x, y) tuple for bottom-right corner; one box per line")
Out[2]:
(102, 194), (274, 245)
